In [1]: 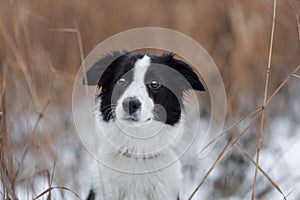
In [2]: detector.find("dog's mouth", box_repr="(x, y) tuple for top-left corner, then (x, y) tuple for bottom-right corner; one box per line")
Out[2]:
(123, 116), (138, 121)
(122, 116), (151, 123)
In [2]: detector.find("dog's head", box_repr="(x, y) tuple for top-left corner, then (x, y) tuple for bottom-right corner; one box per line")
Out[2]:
(84, 51), (204, 127)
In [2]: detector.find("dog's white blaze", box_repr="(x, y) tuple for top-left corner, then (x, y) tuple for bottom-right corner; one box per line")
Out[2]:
(115, 55), (154, 122)
(133, 55), (151, 84)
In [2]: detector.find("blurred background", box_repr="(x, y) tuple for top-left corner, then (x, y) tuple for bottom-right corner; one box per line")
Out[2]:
(0, 0), (300, 199)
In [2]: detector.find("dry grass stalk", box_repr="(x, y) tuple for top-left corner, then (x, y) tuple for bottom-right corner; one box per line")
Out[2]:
(291, 73), (300, 79)
(0, 60), (17, 199)
(237, 143), (286, 199)
(229, 111), (262, 148)
(188, 139), (232, 200)
(190, 62), (299, 199)
(48, 26), (90, 97)
(189, 109), (263, 199)
(32, 186), (80, 200)
(200, 106), (263, 154)
(265, 65), (300, 106)
(287, 0), (300, 48)
(252, 0), (277, 199)
(0, 57), (8, 199)
(0, 11), (64, 197)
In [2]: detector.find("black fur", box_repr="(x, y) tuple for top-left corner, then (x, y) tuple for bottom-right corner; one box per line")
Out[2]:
(83, 51), (128, 86)
(84, 51), (204, 125)
(145, 54), (204, 125)
(86, 189), (95, 200)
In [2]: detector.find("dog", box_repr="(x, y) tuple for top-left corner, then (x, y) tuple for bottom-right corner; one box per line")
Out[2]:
(83, 51), (205, 200)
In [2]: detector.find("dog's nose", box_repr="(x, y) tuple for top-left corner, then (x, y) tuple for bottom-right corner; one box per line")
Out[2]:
(122, 97), (141, 115)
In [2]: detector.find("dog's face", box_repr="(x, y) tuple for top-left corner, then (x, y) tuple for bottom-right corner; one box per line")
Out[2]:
(84, 51), (204, 127)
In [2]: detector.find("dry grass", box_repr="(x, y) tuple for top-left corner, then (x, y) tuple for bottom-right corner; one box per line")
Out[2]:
(252, 0), (277, 198)
(0, 0), (300, 199)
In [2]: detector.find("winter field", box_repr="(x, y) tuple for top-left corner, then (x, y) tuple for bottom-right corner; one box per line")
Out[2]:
(0, 1), (300, 199)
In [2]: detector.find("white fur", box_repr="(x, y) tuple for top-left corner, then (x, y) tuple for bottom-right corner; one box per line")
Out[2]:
(90, 56), (185, 200)
(115, 55), (154, 123)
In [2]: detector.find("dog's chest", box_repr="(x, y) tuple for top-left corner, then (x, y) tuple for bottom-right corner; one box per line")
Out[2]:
(93, 158), (182, 200)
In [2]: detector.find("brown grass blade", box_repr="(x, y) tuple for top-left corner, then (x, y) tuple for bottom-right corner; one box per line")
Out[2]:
(0, 14), (65, 193)
(32, 186), (81, 200)
(265, 65), (300, 106)
(230, 111), (262, 148)
(197, 68), (300, 166)
(0, 58), (17, 199)
(200, 106), (262, 154)
(48, 24), (90, 97)
(190, 109), (262, 199)
(287, 0), (300, 47)
(47, 28), (78, 33)
(188, 139), (232, 200)
(252, 0), (277, 199)
(291, 73), (300, 79)
(237, 143), (286, 199)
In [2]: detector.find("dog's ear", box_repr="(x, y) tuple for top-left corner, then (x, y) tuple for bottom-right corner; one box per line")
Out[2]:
(83, 50), (127, 86)
(179, 63), (205, 91)
(163, 54), (205, 91)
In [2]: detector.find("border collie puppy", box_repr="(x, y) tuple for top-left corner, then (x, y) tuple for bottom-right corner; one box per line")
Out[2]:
(84, 51), (205, 200)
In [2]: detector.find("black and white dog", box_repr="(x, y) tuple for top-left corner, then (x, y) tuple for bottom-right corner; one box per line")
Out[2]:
(84, 51), (205, 200)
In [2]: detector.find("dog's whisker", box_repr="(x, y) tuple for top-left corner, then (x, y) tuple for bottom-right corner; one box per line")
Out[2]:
(106, 110), (116, 120)
(153, 111), (166, 121)
(101, 104), (117, 110)
(108, 111), (116, 119)
(102, 106), (117, 112)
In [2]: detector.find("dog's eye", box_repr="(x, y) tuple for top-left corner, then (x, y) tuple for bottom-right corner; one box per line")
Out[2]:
(117, 78), (127, 86)
(148, 80), (161, 90)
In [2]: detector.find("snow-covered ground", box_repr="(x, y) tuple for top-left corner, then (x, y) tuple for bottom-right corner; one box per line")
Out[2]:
(8, 86), (300, 200)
